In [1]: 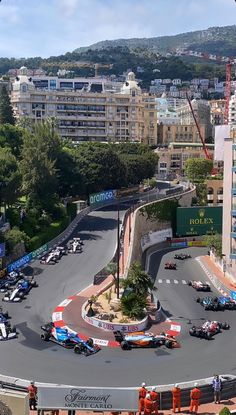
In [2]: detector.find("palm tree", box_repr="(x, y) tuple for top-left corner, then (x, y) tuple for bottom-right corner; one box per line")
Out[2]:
(122, 262), (153, 297)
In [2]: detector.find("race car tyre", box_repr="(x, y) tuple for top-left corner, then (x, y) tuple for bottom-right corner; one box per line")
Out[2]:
(196, 298), (200, 303)
(41, 333), (50, 341)
(165, 340), (173, 348)
(3, 311), (9, 319)
(160, 332), (166, 336)
(74, 344), (83, 354)
(221, 322), (230, 330)
(31, 280), (37, 287)
(19, 292), (24, 299)
(188, 281), (192, 286)
(121, 341), (130, 350)
(189, 328), (196, 336)
(10, 326), (16, 333)
(206, 332), (212, 340)
(86, 338), (94, 347)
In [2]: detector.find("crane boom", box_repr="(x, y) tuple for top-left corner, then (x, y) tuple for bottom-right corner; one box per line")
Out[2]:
(186, 94), (212, 160)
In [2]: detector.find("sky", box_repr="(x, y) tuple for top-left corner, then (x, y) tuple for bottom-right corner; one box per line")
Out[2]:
(0, 0), (236, 58)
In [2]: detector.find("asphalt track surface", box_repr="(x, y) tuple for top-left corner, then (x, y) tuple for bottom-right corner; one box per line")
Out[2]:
(1, 203), (236, 387)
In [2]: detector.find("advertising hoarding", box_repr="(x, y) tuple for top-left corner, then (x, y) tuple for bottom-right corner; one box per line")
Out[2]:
(89, 190), (117, 206)
(176, 206), (222, 236)
(38, 386), (138, 411)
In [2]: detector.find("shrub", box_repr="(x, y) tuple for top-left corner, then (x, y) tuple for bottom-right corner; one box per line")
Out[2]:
(219, 407), (231, 415)
(5, 227), (30, 253)
(121, 292), (147, 319)
(6, 207), (21, 227)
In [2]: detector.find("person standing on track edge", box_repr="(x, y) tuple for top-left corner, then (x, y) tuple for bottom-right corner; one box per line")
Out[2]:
(138, 382), (147, 415)
(189, 383), (202, 414)
(150, 386), (159, 415)
(27, 380), (38, 410)
(212, 374), (222, 404)
(171, 383), (181, 413)
(144, 393), (153, 415)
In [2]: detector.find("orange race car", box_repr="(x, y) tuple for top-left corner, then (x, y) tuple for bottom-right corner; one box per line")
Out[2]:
(114, 330), (180, 350)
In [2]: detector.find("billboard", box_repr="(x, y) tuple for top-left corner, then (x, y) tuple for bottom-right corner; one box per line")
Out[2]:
(176, 206), (222, 236)
(89, 189), (117, 206)
(38, 386), (138, 411)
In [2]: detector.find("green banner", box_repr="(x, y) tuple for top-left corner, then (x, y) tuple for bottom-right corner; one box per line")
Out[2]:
(89, 189), (117, 206)
(32, 244), (48, 259)
(176, 206), (222, 236)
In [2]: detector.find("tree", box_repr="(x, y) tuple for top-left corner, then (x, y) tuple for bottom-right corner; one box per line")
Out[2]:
(219, 408), (231, 415)
(106, 262), (118, 293)
(184, 158), (213, 183)
(0, 124), (24, 157)
(0, 84), (15, 125)
(203, 233), (222, 257)
(122, 262), (153, 297)
(20, 122), (59, 212)
(0, 147), (21, 206)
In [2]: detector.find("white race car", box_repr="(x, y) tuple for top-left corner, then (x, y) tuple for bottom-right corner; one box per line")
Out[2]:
(0, 322), (17, 340)
(188, 280), (211, 291)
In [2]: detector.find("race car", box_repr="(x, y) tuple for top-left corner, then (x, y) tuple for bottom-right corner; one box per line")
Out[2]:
(188, 280), (211, 292)
(2, 277), (37, 302)
(0, 270), (24, 292)
(40, 249), (59, 264)
(165, 262), (177, 270)
(196, 296), (234, 310)
(67, 238), (83, 253)
(189, 320), (230, 339)
(174, 253), (191, 260)
(0, 306), (9, 323)
(114, 330), (180, 350)
(0, 322), (17, 341)
(53, 246), (68, 259)
(40, 322), (100, 356)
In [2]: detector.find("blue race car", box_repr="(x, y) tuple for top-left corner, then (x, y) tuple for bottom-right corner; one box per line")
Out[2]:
(196, 296), (223, 311)
(0, 270), (24, 292)
(218, 296), (236, 310)
(40, 322), (100, 356)
(2, 277), (37, 302)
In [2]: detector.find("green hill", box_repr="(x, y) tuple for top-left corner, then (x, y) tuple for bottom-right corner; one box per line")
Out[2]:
(74, 25), (236, 57)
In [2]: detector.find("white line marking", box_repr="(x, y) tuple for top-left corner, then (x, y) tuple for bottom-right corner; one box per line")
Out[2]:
(174, 280), (178, 284)
(158, 279), (162, 283)
(166, 279), (170, 284)
(182, 280), (187, 284)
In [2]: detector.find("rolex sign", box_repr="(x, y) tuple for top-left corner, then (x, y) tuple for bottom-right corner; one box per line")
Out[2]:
(176, 206), (222, 236)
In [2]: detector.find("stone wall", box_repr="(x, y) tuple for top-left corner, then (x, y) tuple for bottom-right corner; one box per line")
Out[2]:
(128, 186), (196, 267)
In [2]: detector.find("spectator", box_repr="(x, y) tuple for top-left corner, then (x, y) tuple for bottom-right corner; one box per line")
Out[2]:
(27, 380), (37, 410)
(189, 383), (202, 414)
(212, 374), (222, 404)
(138, 382), (147, 415)
(171, 383), (181, 413)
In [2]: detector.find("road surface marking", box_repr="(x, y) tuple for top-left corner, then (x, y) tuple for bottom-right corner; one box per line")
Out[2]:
(182, 280), (187, 284)
(174, 279), (178, 284)
(166, 279), (170, 284)
(158, 279), (162, 283)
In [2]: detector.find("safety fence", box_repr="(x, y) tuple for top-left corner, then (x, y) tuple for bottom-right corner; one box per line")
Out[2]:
(0, 374), (236, 411)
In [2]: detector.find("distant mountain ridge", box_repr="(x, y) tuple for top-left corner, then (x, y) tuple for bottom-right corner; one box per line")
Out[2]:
(74, 25), (236, 57)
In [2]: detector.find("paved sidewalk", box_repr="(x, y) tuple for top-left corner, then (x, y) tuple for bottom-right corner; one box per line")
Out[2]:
(201, 255), (236, 292)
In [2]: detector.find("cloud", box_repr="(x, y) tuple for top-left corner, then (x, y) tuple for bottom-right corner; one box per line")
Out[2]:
(0, 4), (21, 24)
(57, 0), (80, 18)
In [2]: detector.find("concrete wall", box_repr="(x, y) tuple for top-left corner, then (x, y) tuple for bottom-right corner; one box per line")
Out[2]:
(0, 389), (29, 415)
(128, 186), (196, 266)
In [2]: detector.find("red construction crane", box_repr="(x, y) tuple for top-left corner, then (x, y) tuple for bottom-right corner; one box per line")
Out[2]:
(186, 93), (212, 160)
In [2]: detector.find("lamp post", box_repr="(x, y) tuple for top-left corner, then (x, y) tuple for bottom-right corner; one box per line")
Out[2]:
(116, 198), (120, 299)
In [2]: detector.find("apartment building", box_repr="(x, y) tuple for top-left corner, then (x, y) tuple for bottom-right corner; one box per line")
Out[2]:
(156, 143), (214, 177)
(11, 67), (158, 144)
(177, 99), (212, 140)
(157, 123), (206, 146)
(222, 126), (236, 274)
(229, 94), (236, 125)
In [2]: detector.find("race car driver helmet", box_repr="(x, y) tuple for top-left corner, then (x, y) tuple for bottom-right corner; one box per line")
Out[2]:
(30, 381), (34, 385)
(175, 384), (179, 388)
(142, 382), (146, 387)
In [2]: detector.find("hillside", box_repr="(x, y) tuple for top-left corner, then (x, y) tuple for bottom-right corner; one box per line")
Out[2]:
(74, 25), (236, 58)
